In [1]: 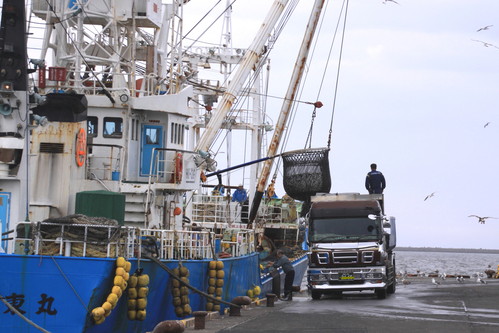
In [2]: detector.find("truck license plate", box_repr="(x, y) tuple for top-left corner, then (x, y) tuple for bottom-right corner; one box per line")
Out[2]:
(339, 273), (354, 280)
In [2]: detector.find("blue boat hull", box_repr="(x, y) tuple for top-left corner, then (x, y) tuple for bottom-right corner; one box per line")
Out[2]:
(260, 255), (309, 296)
(0, 253), (262, 333)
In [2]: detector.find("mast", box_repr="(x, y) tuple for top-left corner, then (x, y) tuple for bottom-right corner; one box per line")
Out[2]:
(194, 0), (290, 154)
(249, 0), (326, 223)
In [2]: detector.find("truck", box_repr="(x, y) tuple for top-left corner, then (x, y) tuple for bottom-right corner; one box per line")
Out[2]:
(306, 193), (396, 299)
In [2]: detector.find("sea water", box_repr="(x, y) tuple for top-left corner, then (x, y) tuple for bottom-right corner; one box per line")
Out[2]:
(396, 250), (499, 276)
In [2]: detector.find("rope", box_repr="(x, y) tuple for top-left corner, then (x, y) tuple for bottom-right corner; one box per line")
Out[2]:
(0, 294), (51, 333)
(144, 255), (241, 308)
(302, 0), (350, 150)
(327, 0), (350, 149)
(50, 257), (90, 314)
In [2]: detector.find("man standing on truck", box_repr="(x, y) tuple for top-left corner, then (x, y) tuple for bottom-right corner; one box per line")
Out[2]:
(268, 249), (295, 301)
(365, 163), (386, 194)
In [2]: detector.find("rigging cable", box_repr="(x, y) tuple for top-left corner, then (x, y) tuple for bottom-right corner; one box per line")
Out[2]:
(327, 0), (350, 149)
(304, 0), (349, 150)
(202, 0), (299, 157)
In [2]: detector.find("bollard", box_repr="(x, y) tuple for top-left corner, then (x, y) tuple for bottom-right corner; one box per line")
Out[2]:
(193, 311), (208, 330)
(266, 293), (277, 307)
(229, 304), (242, 316)
(151, 320), (185, 333)
(229, 296), (251, 316)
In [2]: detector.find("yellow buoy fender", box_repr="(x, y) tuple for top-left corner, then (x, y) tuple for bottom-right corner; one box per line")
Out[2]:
(179, 266), (189, 277)
(216, 270), (225, 279)
(107, 293), (118, 306)
(127, 310), (137, 320)
(136, 310), (146, 321)
(116, 257), (126, 268)
(138, 274), (150, 287)
(114, 275), (124, 287)
(137, 287), (149, 298)
(136, 298), (147, 310)
(129, 274), (138, 288)
(116, 267), (126, 276)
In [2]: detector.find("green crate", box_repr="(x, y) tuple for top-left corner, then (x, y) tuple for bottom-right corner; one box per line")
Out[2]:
(75, 190), (125, 225)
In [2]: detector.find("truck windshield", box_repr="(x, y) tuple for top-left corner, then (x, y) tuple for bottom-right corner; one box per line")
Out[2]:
(309, 217), (380, 242)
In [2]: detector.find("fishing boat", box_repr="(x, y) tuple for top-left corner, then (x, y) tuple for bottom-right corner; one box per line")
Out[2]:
(0, 0), (333, 332)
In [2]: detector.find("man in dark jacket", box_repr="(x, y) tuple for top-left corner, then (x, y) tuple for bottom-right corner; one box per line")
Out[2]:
(365, 163), (386, 194)
(268, 249), (295, 301)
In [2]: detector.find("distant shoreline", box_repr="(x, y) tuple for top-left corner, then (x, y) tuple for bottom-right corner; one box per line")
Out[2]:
(397, 247), (499, 254)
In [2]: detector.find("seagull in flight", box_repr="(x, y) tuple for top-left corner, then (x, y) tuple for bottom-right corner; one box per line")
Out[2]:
(468, 215), (498, 224)
(484, 122), (491, 128)
(477, 25), (493, 32)
(424, 192), (436, 201)
(382, 0), (399, 4)
(472, 39), (499, 49)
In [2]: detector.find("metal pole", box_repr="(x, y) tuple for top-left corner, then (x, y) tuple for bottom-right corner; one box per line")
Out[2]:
(249, 0), (326, 223)
(195, 0), (290, 153)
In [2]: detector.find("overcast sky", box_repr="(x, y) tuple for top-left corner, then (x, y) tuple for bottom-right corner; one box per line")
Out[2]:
(184, 0), (499, 249)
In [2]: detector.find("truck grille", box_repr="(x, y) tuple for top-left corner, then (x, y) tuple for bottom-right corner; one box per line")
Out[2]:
(362, 251), (374, 263)
(332, 251), (357, 264)
(317, 252), (329, 264)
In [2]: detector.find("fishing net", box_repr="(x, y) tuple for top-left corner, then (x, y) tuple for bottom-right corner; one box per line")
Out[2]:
(281, 148), (331, 201)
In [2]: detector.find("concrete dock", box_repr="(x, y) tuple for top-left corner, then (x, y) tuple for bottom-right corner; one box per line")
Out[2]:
(181, 277), (499, 333)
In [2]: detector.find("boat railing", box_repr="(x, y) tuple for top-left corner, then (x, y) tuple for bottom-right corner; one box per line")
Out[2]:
(13, 221), (132, 258)
(219, 229), (255, 257)
(11, 221), (256, 260)
(86, 144), (123, 181)
(191, 194), (251, 226)
(145, 148), (199, 184)
(136, 229), (214, 260)
(192, 194), (232, 225)
(256, 199), (300, 225)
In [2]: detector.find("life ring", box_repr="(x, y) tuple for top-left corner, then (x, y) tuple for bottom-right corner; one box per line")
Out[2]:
(170, 152), (183, 183)
(75, 128), (86, 167)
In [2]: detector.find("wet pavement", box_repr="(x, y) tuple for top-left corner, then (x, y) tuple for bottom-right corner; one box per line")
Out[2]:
(183, 277), (499, 333)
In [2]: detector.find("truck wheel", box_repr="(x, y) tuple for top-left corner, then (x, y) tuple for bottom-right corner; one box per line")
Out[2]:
(387, 267), (396, 294)
(387, 281), (396, 294)
(311, 290), (322, 300)
(375, 288), (387, 299)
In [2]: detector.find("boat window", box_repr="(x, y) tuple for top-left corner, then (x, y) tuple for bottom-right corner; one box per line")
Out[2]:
(145, 127), (159, 144)
(87, 116), (98, 137)
(170, 123), (175, 143)
(169, 122), (185, 144)
(103, 117), (123, 138)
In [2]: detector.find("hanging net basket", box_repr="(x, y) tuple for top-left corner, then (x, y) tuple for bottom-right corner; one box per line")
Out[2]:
(281, 147), (331, 201)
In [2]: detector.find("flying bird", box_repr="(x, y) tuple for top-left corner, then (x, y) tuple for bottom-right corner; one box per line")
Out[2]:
(424, 192), (436, 201)
(382, 0), (399, 4)
(468, 215), (498, 224)
(484, 122), (491, 128)
(477, 25), (493, 32)
(472, 39), (499, 49)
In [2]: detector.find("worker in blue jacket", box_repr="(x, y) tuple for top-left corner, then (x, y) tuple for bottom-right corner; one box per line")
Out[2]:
(231, 184), (248, 203)
(365, 163), (386, 194)
(232, 184), (249, 223)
